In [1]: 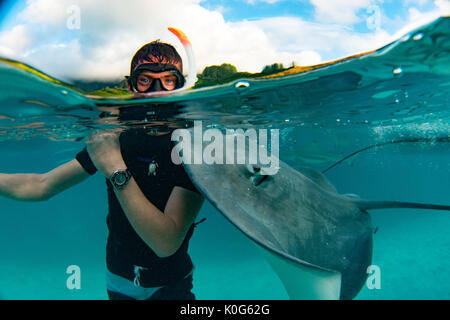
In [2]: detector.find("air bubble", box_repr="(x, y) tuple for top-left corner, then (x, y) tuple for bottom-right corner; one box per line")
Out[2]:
(393, 67), (403, 75)
(235, 81), (250, 88)
(412, 32), (424, 40)
(400, 34), (410, 42)
(206, 123), (222, 129)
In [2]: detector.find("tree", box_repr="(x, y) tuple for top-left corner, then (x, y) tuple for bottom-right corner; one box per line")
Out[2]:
(200, 63), (238, 81)
(261, 62), (285, 74)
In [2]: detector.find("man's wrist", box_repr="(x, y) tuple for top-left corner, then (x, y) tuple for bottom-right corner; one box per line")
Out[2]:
(109, 169), (132, 190)
(102, 157), (127, 177)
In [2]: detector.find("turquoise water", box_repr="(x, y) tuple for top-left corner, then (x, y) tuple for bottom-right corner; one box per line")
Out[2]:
(0, 17), (448, 300)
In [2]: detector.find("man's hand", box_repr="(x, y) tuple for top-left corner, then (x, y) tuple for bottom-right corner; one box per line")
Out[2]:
(86, 129), (126, 177)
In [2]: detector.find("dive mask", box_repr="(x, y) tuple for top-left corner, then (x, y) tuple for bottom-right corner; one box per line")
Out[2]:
(126, 63), (185, 93)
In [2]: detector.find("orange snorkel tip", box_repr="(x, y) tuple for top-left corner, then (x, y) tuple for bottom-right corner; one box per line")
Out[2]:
(168, 27), (197, 89)
(168, 27), (191, 47)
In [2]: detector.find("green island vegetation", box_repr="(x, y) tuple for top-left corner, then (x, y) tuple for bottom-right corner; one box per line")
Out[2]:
(85, 50), (374, 96)
(86, 62), (292, 96)
(83, 79), (131, 97)
(2, 48), (375, 98)
(193, 62), (288, 88)
(7, 54), (370, 97)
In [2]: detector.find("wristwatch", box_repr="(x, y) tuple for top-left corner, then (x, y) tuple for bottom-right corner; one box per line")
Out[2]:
(109, 169), (132, 190)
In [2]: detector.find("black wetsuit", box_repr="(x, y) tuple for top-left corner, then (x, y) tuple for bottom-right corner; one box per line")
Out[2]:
(75, 128), (200, 300)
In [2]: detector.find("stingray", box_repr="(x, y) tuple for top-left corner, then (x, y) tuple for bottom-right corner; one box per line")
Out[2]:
(181, 132), (450, 300)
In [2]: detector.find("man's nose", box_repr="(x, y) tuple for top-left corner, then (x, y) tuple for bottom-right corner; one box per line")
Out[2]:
(149, 79), (165, 92)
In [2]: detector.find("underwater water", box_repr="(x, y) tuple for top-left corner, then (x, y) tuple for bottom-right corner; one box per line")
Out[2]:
(0, 17), (448, 300)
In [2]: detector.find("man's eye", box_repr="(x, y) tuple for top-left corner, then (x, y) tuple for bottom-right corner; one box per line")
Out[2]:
(139, 78), (150, 84)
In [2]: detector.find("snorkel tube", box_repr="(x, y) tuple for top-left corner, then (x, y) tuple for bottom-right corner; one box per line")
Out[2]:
(168, 27), (197, 90)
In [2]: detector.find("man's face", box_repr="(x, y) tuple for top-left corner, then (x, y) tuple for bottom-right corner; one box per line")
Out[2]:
(135, 71), (178, 92)
(128, 56), (183, 93)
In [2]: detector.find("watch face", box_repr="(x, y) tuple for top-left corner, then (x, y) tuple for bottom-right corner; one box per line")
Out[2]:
(115, 173), (126, 185)
(111, 170), (130, 188)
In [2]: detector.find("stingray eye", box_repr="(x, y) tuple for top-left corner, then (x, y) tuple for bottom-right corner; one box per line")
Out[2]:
(246, 164), (263, 176)
(246, 164), (257, 174)
(245, 164), (268, 186)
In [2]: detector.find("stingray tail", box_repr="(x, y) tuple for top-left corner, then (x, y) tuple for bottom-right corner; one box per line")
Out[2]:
(354, 200), (450, 211)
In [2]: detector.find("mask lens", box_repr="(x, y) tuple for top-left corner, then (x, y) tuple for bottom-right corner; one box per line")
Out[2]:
(160, 74), (178, 90)
(136, 74), (153, 91)
(129, 63), (185, 93)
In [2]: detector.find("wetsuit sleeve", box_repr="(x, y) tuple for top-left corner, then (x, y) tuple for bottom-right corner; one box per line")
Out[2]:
(175, 165), (200, 194)
(75, 147), (98, 175)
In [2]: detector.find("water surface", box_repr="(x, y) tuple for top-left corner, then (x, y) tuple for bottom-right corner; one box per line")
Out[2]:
(0, 17), (448, 299)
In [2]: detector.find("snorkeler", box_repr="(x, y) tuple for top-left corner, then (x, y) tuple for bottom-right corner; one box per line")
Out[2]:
(0, 40), (204, 300)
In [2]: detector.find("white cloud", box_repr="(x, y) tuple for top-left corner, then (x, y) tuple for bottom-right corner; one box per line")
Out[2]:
(435, 0), (450, 14)
(408, 7), (424, 20)
(310, 0), (373, 25)
(0, 25), (33, 54)
(213, 5), (231, 15)
(388, 0), (449, 41)
(0, 46), (14, 57)
(246, 0), (283, 4)
(253, 16), (391, 61)
(18, 0), (68, 25)
(0, 0), (447, 81)
(1, 0), (307, 79)
(403, 0), (431, 7)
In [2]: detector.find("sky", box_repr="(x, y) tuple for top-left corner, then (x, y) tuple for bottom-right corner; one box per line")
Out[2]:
(0, 0), (448, 81)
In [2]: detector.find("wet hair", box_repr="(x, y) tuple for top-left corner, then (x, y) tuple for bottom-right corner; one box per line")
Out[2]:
(130, 40), (182, 74)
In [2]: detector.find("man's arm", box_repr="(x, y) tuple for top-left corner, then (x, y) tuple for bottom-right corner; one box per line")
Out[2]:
(0, 159), (90, 202)
(86, 130), (205, 258)
(114, 178), (204, 258)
